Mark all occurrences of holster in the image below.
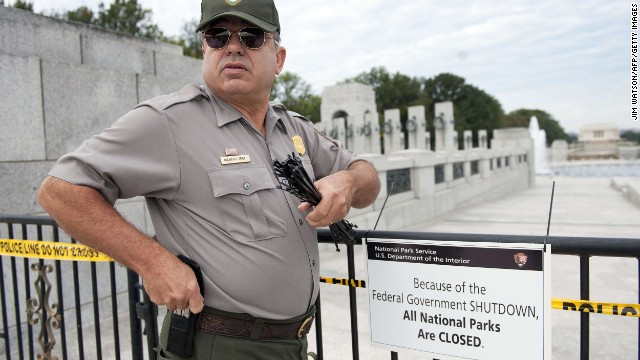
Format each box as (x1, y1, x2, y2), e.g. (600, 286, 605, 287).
(166, 312, 199, 357)
(166, 255, 204, 358)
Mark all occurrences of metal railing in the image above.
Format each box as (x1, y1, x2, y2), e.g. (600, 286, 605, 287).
(313, 228, 640, 360)
(1, 215, 639, 359)
(0, 215, 148, 360)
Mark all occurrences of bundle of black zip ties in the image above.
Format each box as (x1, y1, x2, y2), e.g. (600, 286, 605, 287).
(273, 153, 357, 252)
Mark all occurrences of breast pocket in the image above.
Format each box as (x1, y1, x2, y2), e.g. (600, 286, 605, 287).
(207, 165, 286, 241)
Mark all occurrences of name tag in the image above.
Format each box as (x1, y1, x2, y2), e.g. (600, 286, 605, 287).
(220, 155, 251, 165)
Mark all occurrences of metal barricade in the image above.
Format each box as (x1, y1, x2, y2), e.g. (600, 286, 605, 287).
(0, 215, 154, 360)
(2, 215, 639, 360)
(314, 229, 640, 360)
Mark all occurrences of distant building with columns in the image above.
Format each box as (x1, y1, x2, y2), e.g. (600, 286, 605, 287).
(571, 122, 621, 160)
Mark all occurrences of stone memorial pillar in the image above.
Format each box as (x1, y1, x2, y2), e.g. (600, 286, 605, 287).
(383, 108, 403, 153)
(321, 83, 378, 153)
(463, 130, 473, 150)
(358, 109, 381, 154)
(434, 101, 455, 152)
(478, 129, 488, 149)
(349, 110, 372, 154)
(407, 105, 428, 150)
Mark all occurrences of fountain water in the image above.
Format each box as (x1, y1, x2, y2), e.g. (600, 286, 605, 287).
(529, 116, 552, 175)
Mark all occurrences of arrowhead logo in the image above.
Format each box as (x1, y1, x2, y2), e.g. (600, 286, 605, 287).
(514, 252, 528, 268)
(225, 0, 242, 5)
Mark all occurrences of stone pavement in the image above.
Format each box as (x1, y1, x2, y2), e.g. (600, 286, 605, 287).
(312, 176, 640, 359)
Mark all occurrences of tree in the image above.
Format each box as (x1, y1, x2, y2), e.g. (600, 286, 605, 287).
(270, 71, 321, 123)
(500, 111, 528, 128)
(45, 0, 162, 39)
(349, 67, 429, 149)
(502, 109, 570, 145)
(164, 19, 203, 59)
(65, 6, 95, 24)
(423, 72, 466, 103)
(350, 66, 428, 119)
(423, 73, 504, 147)
(94, 0, 162, 39)
(350, 67, 426, 140)
(11, 0, 33, 11)
(621, 129, 640, 144)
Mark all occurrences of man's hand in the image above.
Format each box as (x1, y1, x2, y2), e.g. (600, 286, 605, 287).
(298, 160, 380, 227)
(141, 252, 204, 314)
(298, 170, 354, 227)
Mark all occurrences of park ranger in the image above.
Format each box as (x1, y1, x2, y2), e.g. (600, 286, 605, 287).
(37, 0, 381, 359)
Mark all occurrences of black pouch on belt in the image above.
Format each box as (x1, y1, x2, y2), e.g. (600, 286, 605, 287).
(166, 255, 204, 358)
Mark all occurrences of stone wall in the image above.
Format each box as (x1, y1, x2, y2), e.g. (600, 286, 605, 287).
(0, 7, 202, 235)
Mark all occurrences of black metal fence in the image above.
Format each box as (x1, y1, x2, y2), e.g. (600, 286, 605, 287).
(1, 215, 639, 360)
(0, 215, 158, 360)
(315, 229, 640, 360)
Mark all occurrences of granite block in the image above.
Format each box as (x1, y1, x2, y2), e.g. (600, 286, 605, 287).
(0, 54, 46, 161)
(41, 60, 137, 159)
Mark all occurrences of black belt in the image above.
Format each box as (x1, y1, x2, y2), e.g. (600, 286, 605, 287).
(196, 307, 315, 340)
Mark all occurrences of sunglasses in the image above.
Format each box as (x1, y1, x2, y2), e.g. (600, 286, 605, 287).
(203, 27, 276, 50)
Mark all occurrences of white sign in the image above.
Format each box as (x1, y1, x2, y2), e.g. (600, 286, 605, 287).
(365, 239, 551, 360)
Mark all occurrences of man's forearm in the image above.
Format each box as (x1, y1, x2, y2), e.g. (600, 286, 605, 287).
(347, 160, 381, 208)
(36, 176, 169, 277)
(37, 176, 204, 312)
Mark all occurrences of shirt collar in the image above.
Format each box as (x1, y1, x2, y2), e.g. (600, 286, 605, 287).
(265, 103, 285, 138)
(201, 85, 245, 127)
(201, 85, 284, 135)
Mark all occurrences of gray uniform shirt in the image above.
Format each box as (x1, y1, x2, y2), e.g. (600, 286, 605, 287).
(49, 84, 359, 319)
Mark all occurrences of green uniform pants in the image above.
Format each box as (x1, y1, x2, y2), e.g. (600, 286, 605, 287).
(157, 311, 310, 360)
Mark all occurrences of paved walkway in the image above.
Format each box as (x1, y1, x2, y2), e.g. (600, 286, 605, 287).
(313, 176, 640, 359)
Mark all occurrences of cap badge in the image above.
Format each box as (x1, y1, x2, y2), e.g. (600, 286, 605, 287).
(224, 0, 242, 6)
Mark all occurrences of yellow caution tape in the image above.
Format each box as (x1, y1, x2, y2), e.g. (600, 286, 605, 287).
(320, 276, 366, 288)
(552, 298, 640, 317)
(0, 239, 113, 262)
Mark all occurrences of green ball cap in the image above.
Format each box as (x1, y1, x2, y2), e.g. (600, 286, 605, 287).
(196, 0, 280, 33)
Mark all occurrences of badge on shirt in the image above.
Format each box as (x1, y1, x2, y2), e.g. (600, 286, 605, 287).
(292, 135, 305, 155)
(221, 148, 250, 165)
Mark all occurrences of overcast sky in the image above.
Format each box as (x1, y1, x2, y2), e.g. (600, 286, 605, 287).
(35, 1, 636, 133)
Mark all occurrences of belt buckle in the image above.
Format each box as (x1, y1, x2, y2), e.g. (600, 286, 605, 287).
(297, 315, 314, 338)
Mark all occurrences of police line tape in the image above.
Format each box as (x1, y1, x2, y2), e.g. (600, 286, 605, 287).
(0, 239, 112, 262)
(319, 276, 640, 318)
(552, 298, 640, 317)
(320, 276, 366, 288)
(2, 240, 639, 318)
